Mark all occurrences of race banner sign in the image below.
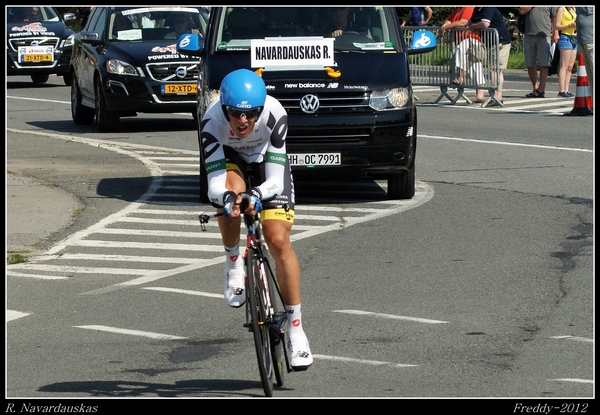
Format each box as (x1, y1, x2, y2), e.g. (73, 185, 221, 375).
(251, 37, 335, 70)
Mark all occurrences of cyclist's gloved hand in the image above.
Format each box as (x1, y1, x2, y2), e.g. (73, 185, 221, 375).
(221, 191, 238, 217)
(240, 187, 263, 213)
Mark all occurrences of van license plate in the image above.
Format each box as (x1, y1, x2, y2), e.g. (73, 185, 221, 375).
(288, 153, 341, 166)
(162, 84, 197, 94)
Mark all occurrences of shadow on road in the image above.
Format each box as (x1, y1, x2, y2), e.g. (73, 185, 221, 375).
(96, 174, 391, 207)
(37, 378, 281, 398)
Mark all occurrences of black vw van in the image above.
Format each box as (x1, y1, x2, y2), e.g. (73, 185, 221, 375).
(177, 7, 436, 201)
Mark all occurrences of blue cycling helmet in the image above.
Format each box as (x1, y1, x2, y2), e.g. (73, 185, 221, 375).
(220, 69, 267, 113)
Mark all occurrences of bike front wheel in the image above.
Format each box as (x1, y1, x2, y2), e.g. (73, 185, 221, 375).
(246, 247, 275, 397)
(263, 246, 287, 387)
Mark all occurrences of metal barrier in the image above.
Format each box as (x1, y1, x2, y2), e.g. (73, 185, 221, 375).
(402, 26, 502, 107)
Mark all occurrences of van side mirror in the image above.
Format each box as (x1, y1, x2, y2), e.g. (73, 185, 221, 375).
(176, 33, 204, 58)
(407, 30, 436, 55)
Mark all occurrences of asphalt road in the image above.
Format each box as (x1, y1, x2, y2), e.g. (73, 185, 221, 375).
(5, 71, 594, 406)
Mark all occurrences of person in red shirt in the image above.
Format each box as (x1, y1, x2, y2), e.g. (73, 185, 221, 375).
(440, 7, 485, 102)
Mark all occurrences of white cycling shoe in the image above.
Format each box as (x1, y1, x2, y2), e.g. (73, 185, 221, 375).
(288, 335, 313, 371)
(224, 263, 246, 308)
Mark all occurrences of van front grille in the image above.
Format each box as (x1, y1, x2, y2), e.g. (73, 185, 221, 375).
(274, 90, 371, 115)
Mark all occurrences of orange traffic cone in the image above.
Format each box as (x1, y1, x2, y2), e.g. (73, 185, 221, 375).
(565, 52, 593, 116)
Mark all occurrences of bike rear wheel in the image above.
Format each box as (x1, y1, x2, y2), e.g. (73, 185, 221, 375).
(246, 247, 275, 397)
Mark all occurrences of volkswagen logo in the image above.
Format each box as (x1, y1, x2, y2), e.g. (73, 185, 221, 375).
(300, 94, 319, 114)
(175, 66, 188, 79)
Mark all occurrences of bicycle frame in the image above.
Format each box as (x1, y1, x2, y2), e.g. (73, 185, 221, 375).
(241, 211, 292, 373)
(198, 204, 292, 397)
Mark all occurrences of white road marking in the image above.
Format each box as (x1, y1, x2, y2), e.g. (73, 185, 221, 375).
(6, 271, 69, 280)
(74, 325, 187, 340)
(6, 310, 31, 322)
(7, 129, 436, 293)
(421, 134, 592, 153)
(143, 286, 223, 298)
(81, 256, 226, 295)
(548, 378, 594, 384)
(334, 309, 449, 324)
(549, 335, 594, 343)
(50, 253, 211, 264)
(312, 354, 418, 368)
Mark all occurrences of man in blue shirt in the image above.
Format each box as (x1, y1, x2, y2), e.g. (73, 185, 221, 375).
(401, 7, 433, 27)
(469, 7, 512, 104)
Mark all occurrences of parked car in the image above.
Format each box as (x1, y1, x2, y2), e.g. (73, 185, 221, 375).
(177, 7, 436, 201)
(7, 6, 76, 85)
(69, 7, 210, 132)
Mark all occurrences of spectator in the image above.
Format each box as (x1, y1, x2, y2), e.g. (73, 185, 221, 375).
(440, 7, 485, 103)
(575, 7, 593, 99)
(468, 7, 512, 105)
(401, 7, 433, 27)
(164, 12, 199, 39)
(520, 7, 559, 98)
(554, 7, 578, 98)
(79, 7, 93, 29)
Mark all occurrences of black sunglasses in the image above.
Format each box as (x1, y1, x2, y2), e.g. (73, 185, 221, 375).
(225, 106, 261, 119)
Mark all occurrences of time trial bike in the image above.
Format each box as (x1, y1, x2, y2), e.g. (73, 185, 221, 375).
(199, 194, 292, 397)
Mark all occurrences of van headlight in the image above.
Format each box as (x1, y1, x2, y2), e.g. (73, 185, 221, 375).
(369, 87, 410, 110)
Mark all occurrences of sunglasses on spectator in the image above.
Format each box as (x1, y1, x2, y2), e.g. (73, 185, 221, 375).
(225, 106, 261, 119)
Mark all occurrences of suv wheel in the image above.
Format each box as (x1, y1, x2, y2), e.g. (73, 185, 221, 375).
(95, 81, 119, 132)
(31, 74, 49, 84)
(387, 166, 415, 200)
(71, 75, 95, 125)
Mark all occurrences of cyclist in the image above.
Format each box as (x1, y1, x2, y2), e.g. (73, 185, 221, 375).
(200, 69, 312, 370)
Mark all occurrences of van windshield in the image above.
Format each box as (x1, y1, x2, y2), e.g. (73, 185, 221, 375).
(215, 7, 400, 52)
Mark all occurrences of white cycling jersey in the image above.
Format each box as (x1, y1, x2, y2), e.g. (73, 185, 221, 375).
(201, 95, 289, 206)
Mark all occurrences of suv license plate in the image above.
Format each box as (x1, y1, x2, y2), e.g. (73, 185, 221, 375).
(288, 153, 341, 166)
(162, 84, 197, 94)
(23, 54, 53, 62)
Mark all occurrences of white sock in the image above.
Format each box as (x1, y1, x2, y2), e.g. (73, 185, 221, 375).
(224, 244, 241, 266)
(224, 245, 243, 287)
(286, 303, 307, 347)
